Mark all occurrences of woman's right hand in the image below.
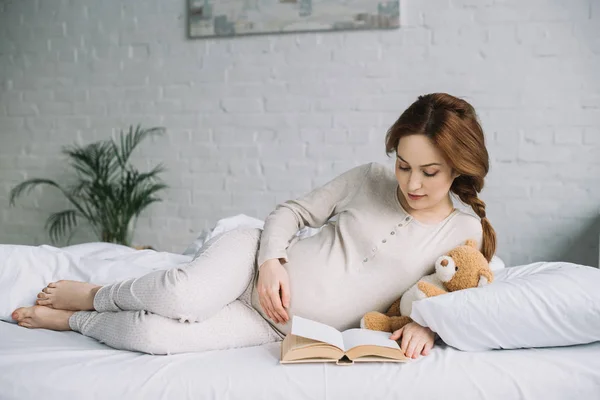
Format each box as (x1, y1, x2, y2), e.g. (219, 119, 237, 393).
(257, 258, 290, 324)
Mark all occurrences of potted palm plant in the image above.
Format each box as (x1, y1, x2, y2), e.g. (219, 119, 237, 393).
(9, 125, 168, 247)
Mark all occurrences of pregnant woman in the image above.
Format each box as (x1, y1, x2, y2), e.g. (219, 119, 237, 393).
(12, 93, 496, 360)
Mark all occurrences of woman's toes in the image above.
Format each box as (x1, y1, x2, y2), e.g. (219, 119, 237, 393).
(11, 309, 22, 320)
(48, 282, 58, 288)
(36, 299, 53, 307)
(12, 307, 32, 321)
(19, 316, 34, 328)
(42, 287, 55, 294)
(37, 292, 48, 299)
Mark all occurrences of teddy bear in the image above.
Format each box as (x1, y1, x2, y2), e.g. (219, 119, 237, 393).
(360, 239, 494, 333)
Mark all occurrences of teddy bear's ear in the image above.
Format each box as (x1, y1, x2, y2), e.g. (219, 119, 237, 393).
(478, 269, 494, 287)
(465, 239, 478, 249)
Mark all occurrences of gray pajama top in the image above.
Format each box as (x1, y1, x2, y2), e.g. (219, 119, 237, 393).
(251, 162, 483, 337)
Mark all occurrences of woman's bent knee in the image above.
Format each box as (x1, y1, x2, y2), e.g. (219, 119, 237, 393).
(118, 312, 175, 355)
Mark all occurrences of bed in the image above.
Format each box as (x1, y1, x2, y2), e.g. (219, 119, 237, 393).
(2, 319, 599, 400)
(1, 215, 600, 399)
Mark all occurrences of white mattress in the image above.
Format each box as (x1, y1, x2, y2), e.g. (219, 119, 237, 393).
(1, 320, 600, 400)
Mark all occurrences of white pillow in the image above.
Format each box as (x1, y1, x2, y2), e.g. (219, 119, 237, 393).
(488, 255, 505, 271)
(410, 261, 600, 351)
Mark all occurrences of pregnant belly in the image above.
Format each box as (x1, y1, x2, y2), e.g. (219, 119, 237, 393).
(253, 241, 409, 336)
(277, 259, 391, 335)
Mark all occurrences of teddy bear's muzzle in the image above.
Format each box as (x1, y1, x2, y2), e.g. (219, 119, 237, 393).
(435, 255, 456, 282)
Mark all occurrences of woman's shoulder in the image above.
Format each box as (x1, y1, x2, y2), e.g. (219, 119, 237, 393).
(351, 162, 397, 195)
(451, 209, 482, 229)
(357, 162, 396, 185)
(334, 162, 395, 187)
(366, 161, 394, 177)
(449, 209, 484, 247)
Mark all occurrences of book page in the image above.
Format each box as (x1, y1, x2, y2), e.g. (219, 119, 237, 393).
(341, 328, 401, 351)
(290, 316, 345, 351)
(291, 335, 323, 349)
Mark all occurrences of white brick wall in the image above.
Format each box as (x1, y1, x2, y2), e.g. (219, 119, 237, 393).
(1, 0, 599, 267)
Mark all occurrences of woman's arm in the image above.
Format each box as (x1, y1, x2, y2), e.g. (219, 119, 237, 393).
(257, 163, 371, 268)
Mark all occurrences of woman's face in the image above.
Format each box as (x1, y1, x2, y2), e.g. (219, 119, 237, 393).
(395, 134, 457, 213)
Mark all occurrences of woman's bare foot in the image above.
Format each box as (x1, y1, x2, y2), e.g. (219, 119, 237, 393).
(36, 280, 101, 311)
(11, 305, 75, 331)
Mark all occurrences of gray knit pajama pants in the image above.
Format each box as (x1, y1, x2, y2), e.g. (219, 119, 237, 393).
(68, 228, 282, 355)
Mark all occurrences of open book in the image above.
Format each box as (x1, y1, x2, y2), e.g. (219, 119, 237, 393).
(280, 316, 409, 365)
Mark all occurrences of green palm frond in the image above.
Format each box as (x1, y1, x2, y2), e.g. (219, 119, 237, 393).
(112, 125, 165, 168)
(9, 179, 61, 206)
(130, 183, 167, 217)
(46, 210, 78, 244)
(63, 141, 119, 183)
(10, 124, 168, 246)
(136, 163, 166, 182)
(68, 180, 91, 198)
(9, 178, 92, 221)
(120, 168, 167, 220)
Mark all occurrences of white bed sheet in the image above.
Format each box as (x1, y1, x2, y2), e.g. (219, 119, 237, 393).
(1, 320, 599, 400)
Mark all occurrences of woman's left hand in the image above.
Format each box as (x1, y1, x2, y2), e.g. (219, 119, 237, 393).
(390, 322, 436, 359)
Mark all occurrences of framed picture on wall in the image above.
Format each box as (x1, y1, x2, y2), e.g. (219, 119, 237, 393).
(188, 0, 400, 38)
